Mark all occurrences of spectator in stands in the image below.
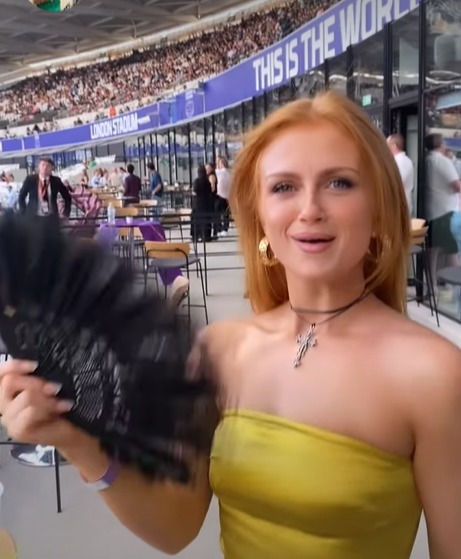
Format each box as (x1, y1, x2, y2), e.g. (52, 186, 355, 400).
(0, 0, 335, 127)
(18, 156, 72, 217)
(123, 164, 141, 205)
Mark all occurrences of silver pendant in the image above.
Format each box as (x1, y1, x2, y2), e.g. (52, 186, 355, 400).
(293, 323, 317, 368)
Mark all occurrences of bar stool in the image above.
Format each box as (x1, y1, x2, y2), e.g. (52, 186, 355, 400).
(407, 221, 440, 327)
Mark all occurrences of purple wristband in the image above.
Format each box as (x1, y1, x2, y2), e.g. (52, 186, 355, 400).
(85, 461, 119, 492)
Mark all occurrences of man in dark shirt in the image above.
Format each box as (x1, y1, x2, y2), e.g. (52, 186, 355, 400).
(18, 156, 72, 218)
(123, 164, 141, 206)
(147, 163, 164, 200)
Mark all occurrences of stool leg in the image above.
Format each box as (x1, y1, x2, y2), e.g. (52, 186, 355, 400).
(422, 248, 440, 327)
(54, 448, 62, 513)
(410, 253, 420, 307)
(198, 261, 209, 325)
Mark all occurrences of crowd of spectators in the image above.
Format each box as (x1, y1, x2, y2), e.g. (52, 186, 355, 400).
(0, 0, 335, 130)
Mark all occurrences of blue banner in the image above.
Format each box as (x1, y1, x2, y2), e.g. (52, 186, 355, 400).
(1, 0, 420, 156)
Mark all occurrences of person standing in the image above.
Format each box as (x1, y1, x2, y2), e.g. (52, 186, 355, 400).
(18, 156, 71, 218)
(386, 134, 414, 215)
(123, 164, 141, 206)
(206, 162, 219, 239)
(148, 163, 164, 216)
(147, 163, 164, 202)
(216, 157, 232, 236)
(425, 133, 461, 283)
(191, 165, 213, 242)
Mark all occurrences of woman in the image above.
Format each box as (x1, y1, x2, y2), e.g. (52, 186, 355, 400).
(191, 164, 213, 242)
(1, 92, 461, 558)
(206, 162, 220, 239)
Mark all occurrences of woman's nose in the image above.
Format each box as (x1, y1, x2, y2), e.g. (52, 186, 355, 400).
(297, 189, 325, 222)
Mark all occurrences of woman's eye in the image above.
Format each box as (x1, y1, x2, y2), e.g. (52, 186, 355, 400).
(272, 182, 294, 193)
(329, 178, 354, 190)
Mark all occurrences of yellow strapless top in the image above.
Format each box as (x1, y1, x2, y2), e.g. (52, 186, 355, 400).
(209, 410, 421, 559)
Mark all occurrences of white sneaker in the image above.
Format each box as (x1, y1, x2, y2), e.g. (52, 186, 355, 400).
(169, 276, 189, 306)
(220, 231, 228, 237)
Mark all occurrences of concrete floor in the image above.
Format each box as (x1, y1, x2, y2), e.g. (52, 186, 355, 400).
(0, 234, 455, 559)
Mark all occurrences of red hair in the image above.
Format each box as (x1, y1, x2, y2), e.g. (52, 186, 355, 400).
(229, 91, 410, 314)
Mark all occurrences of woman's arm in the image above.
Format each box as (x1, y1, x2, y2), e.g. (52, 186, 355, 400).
(0, 347, 215, 554)
(210, 175, 217, 193)
(411, 341, 461, 558)
(61, 432, 212, 554)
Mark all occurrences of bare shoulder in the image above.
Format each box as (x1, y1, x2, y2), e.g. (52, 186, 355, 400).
(198, 316, 257, 364)
(376, 307, 461, 414)
(391, 311, 461, 372)
(198, 310, 280, 373)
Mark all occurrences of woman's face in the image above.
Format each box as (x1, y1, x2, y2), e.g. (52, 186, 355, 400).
(258, 122, 374, 284)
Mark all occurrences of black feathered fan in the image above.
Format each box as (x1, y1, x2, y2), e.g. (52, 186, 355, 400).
(0, 212, 219, 483)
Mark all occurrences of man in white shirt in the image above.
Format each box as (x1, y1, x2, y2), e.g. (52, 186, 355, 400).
(216, 157, 232, 236)
(387, 134, 415, 215)
(425, 133, 461, 281)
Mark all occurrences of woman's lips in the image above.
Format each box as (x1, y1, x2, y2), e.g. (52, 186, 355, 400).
(292, 237, 335, 254)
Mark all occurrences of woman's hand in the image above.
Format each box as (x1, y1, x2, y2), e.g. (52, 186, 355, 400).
(0, 359, 76, 448)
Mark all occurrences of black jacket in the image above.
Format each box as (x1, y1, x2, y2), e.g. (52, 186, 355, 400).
(193, 177, 213, 212)
(19, 174, 72, 218)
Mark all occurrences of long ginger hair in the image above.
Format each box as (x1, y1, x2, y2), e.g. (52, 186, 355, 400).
(229, 91, 410, 314)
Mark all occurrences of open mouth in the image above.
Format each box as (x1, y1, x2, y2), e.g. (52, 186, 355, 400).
(294, 236, 335, 244)
(292, 235, 335, 252)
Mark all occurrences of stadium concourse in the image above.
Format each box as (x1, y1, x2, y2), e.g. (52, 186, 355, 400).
(0, 0, 460, 558)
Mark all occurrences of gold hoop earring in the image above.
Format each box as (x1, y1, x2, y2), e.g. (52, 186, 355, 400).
(259, 237, 278, 267)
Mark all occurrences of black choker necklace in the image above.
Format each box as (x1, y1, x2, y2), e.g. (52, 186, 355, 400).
(289, 289, 367, 315)
(289, 289, 368, 368)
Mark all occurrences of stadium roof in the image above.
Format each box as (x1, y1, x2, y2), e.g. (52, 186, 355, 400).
(0, 0, 266, 82)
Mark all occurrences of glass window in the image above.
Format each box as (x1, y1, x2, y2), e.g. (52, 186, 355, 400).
(190, 119, 205, 179)
(266, 89, 279, 114)
(424, 86, 461, 320)
(156, 131, 170, 186)
(368, 111, 384, 131)
(426, 0, 461, 87)
(292, 65, 325, 99)
(214, 112, 226, 161)
(254, 94, 265, 125)
(168, 129, 177, 184)
(392, 8, 420, 96)
(328, 51, 349, 95)
(175, 126, 189, 185)
(224, 105, 243, 165)
(243, 100, 254, 132)
(352, 31, 384, 106)
(204, 117, 214, 164)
